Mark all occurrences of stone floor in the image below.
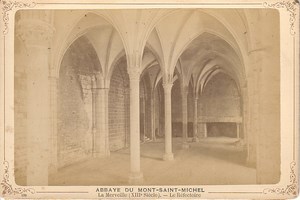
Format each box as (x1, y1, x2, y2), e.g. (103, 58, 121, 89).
(49, 137, 256, 186)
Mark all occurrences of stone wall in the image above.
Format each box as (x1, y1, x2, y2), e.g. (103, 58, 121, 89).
(108, 60, 129, 151)
(58, 63, 92, 167)
(200, 73, 241, 118)
(14, 38, 28, 184)
(57, 36, 99, 167)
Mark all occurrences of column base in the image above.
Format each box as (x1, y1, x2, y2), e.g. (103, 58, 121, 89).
(129, 172, 143, 185)
(182, 142, 190, 149)
(192, 137, 199, 142)
(163, 153, 174, 161)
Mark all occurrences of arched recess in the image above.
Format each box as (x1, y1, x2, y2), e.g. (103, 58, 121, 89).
(139, 46, 164, 142)
(58, 35, 101, 168)
(108, 55, 130, 151)
(151, 66, 165, 140)
(199, 72, 242, 139)
(52, 11, 124, 80)
(180, 32, 246, 91)
(56, 11, 127, 165)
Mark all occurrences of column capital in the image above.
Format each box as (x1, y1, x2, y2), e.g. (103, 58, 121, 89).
(162, 82, 173, 92)
(95, 73, 110, 89)
(127, 67, 140, 81)
(181, 86, 189, 96)
(16, 19, 55, 47)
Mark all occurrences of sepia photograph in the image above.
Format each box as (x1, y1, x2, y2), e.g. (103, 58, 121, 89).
(0, 0, 299, 199)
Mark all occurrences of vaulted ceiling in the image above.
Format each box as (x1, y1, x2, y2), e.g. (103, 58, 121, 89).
(52, 9, 252, 94)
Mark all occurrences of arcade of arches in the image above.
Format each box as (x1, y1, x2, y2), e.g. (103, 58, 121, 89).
(14, 9, 280, 185)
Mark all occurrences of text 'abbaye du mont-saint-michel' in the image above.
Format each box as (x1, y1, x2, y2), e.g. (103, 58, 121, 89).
(96, 187, 205, 198)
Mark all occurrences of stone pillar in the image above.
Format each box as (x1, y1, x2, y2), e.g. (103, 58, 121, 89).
(203, 123, 207, 138)
(241, 86, 248, 143)
(246, 59, 257, 167)
(246, 67, 257, 167)
(182, 87, 190, 149)
(17, 16, 54, 185)
(128, 68, 143, 184)
(94, 74, 110, 157)
(247, 10, 280, 183)
(91, 76, 97, 157)
(49, 76, 58, 175)
(192, 97, 199, 142)
(162, 82, 174, 160)
(198, 100, 207, 138)
(236, 123, 240, 139)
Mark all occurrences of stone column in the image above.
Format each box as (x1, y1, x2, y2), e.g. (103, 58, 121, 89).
(192, 97, 199, 142)
(198, 100, 207, 138)
(246, 68, 257, 167)
(17, 16, 54, 185)
(247, 10, 280, 183)
(181, 88, 190, 149)
(49, 76, 58, 175)
(91, 76, 97, 157)
(241, 86, 248, 143)
(203, 123, 208, 138)
(162, 82, 174, 160)
(236, 123, 240, 139)
(94, 74, 110, 157)
(128, 68, 143, 184)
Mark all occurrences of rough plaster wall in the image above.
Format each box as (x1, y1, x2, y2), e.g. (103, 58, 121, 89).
(58, 64, 91, 167)
(108, 62, 129, 151)
(201, 73, 240, 117)
(14, 38, 28, 183)
(58, 37, 97, 168)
